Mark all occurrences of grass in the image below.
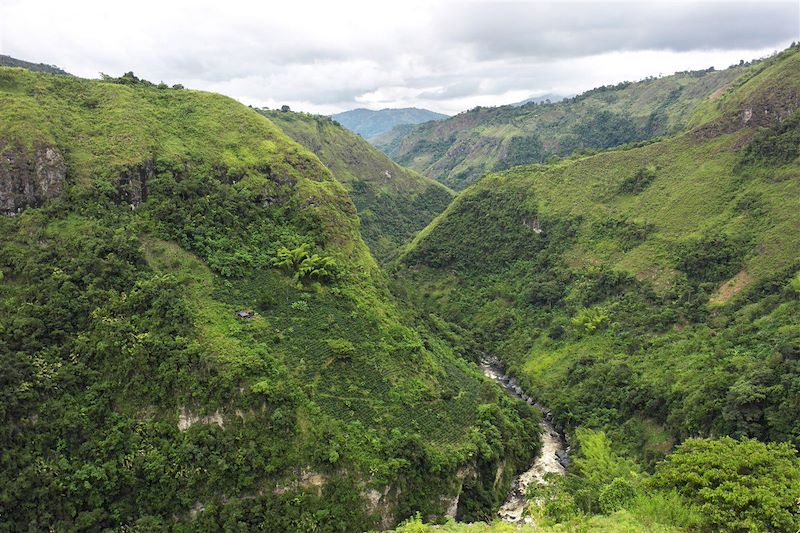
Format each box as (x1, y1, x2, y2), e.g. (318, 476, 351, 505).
(0, 68, 541, 530)
(262, 110, 454, 261)
(393, 46, 800, 529)
(380, 57, 755, 190)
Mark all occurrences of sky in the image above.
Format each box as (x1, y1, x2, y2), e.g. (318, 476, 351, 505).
(0, 0, 797, 115)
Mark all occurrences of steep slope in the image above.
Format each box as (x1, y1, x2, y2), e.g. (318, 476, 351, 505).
(259, 110, 454, 261)
(394, 46, 800, 529)
(331, 107, 448, 140)
(0, 68, 539, 531)
(0, 54, 71, 76)
(380, 61, 753, 190)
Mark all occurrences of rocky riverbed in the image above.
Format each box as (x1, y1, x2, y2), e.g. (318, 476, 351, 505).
(479, 356, 569, 524)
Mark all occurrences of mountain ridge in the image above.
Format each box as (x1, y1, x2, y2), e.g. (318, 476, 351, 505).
(378, 58, 765, 190)
(331, 107, 448, 140)
(260, 109, 454, 262)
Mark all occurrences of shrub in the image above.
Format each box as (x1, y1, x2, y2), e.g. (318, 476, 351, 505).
(572, 307, 610, 333)
(598, 477, 637, 513)
(675, 232, 748, 283)
(618, 166, 656, 194)
(651, 437, 800, 532)
(273, 243, 337, 283)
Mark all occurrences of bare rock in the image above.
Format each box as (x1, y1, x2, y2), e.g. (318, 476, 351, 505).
(0, 140, 66, 215)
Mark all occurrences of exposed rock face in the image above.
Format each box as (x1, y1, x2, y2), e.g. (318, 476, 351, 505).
(177, 406, 225, 431)
(115, 159, 154, 207)
(364, 486, 394, 530)
(0, 141, 66, 215)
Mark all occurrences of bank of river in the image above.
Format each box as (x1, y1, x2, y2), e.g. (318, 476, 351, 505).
(479, 356, 569, 524)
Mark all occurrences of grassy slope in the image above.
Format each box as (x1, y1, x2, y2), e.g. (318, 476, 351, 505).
(380, 62, 751, 190)
(0, 69, 538, 531)
(395, 44, 800, 501)
(260, 110, 454, 262)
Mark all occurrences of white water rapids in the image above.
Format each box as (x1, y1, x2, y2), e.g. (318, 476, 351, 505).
(479, 356, 568, 524)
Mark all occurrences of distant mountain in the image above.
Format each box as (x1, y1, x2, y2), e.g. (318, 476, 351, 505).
(377, 62, 755, 190)
(330, 107, 448, 140)
(0, 54, 71, 76)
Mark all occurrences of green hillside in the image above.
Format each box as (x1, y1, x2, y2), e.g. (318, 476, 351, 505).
(259, 110, 454, 262)
(394, 46, 800, 530)
(0, 54, 71, 76)
(0, 68, 539, 531)
(379, 61, 754, 190)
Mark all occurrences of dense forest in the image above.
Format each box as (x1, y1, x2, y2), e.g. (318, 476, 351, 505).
(1, 41, 799, 533)
(392, 46, 800, 531)
(0, 68, 539, 531)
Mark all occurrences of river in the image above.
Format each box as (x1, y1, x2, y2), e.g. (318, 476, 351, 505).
(479, 356, 569, 524)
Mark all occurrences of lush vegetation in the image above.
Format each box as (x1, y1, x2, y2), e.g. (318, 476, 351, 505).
(377, 60, 756, 190)
(0, 67, 540, 531)
(3, 42, 800, 533)
(394, 47, 800, 530)
(261, 110, 454, 262)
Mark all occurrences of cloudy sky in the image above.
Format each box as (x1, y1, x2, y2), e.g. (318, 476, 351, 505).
(0, 0, 797, 115)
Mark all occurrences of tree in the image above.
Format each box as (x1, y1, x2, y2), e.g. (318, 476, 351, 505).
(652, 437, 800, 532)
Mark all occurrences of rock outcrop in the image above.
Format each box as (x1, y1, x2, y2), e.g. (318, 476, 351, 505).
(0, 141, 66, 215)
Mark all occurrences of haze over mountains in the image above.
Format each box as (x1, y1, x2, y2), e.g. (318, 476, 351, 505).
(1, 1, 800, 531)
(330, 107, 448, 141)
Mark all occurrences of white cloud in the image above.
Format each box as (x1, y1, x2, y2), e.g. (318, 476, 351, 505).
(0, 0, 796, 114)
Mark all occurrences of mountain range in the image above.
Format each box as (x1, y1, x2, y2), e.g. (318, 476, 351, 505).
(330, 107, 448, 141)
(376, 62, 755, 190)
(1, 45, 800, 532)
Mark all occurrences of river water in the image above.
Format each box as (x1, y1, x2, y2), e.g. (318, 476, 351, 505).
(479, 356, 568, 524)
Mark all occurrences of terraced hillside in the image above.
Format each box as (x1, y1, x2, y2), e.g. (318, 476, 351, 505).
(0, 68, 539, 531)
(394, 46, 800, 532)
(260, 110, 454, 261)
(379, 60, 754, 190)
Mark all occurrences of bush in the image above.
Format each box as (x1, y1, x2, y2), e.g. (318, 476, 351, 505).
(618, 166, 656, 194)
(571, 306, 610, 333)
(567, 429, 643, 513)
(676, 232, 748, 283)
(651, 437, 800, 532)
(598, 477, 637, 513)
(273, 243, 337, 283)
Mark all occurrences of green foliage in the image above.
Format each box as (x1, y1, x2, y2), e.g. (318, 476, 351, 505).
(598, 478, 637, 514)
(273, 243, 338, 282)
(382, 60, 752, 189)
(789, 272, 800, 294)
(571, 110, 640, 151)
(740, 109, 800, 167)
(652, 437, 800, 532)
(675, 232, 748, 283)
(617, 166, 657, 194)
(395, 46, 800, 533)
(567, 429, 643, 514)
(261, 110, 453, 262)
(0, 67, 539, 531)
(495, 134, 545, 171)
(571, 306, 610, 333)
(626, 490, 702, 530)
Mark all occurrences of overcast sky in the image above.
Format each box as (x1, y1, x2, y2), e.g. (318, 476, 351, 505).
(0, 0, 797, 115)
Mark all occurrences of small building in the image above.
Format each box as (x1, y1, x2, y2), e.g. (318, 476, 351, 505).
(235, 310, 254, 319)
